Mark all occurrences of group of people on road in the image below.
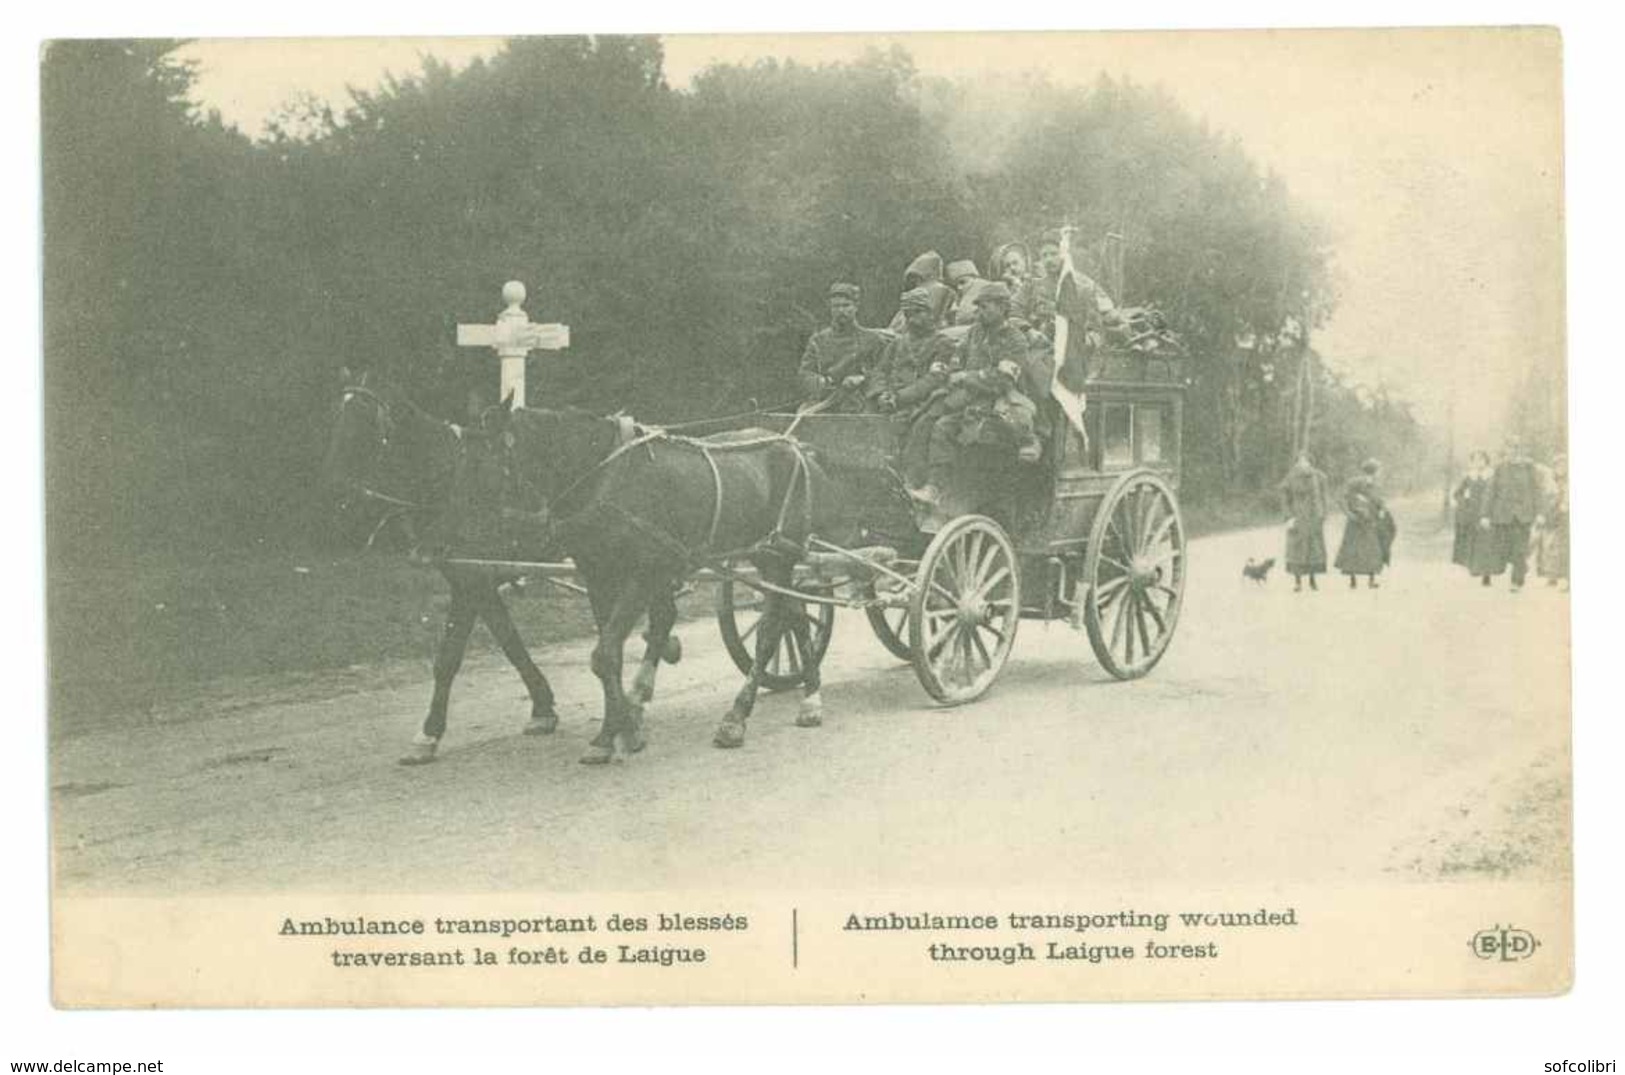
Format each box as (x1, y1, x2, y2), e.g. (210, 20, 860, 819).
(1451, 441, 1568, 592)
(796, 232, 1106, 504)
(1277, 453, 1396, 592)
(1274, 438, 1569, 595)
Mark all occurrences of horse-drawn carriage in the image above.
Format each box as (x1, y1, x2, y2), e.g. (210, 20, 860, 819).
(711, 345, 1189, 705)
(327, 300, 1190, 763)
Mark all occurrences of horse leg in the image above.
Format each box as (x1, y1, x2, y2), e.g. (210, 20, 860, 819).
(629, 582, 681, 708)
(714, 563, 791, 749)
(581, 572, 653, 765)
(474, 581, 560, 736)
(401, 578, 479, 765)
(785, 599, 825, 729)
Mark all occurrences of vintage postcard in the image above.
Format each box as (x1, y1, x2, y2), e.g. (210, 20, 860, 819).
(43, 27, 1569, 1007)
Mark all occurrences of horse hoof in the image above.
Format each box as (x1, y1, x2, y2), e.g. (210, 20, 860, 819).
(398, 741, 438, 766)
(662, 636, 683, 665)
(523, 711, 559, 736)
(796, 692, 824, 728)
(579, 744, 614, 765)
(713, 720, 746, 749)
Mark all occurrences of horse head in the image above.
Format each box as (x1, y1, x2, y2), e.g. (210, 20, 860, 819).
(323, 369, 469, 555)
(324, 369, 405, 496)
(427, 396, 626, 562)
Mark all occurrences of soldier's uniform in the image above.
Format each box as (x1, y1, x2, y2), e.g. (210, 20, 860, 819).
(873, 288, 957, 412)
(797, 282, 888, 413)
(909, 283, 1043, 500)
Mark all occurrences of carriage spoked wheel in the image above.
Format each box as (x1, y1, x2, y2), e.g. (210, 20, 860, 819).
(716, 578, 835, 691)
(864, 587, 913, 662)
(1082, 470, 1187, 680)
(907, 515, 1020, 704)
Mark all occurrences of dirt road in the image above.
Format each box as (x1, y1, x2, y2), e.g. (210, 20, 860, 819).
(51, 501, 1570, 895)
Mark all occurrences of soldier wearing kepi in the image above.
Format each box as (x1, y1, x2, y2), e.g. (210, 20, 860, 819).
(912, 281, 1043, 505)
(798, 281, 888, 413)
(875, 287, 959, 486)
(873, 287, 957, 415)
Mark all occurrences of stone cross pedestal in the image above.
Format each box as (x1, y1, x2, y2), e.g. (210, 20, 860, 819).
(456, 281, 570, 408)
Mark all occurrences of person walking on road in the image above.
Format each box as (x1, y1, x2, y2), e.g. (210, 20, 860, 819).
(1480, 437, 1543, 593)
(1335, 458, 1389, 589)
(1279, 451, 1329, 591)
(1452, 449, 1504, 587)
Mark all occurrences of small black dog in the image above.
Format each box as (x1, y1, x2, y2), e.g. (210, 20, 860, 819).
(1242, 557, 1276, 584)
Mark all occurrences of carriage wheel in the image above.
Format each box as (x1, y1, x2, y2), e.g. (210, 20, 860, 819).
(864, 601, 913, 661)
(907, 515, 1020, 704)
(1082, 470, 1186, 680)
(716, 578, 835, 691)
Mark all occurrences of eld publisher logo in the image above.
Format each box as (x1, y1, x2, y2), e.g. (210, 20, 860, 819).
(1470, 923, 1541, 962)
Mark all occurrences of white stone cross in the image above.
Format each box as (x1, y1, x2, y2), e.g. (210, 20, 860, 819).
(456, 280, 570, 408)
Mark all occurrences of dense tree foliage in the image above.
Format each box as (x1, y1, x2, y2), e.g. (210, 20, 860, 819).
(42, 36, 1428, 561)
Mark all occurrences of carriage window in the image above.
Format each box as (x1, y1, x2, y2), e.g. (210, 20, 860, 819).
(1137, 406, 1164, 464)
(1101, 404, 1133, 468)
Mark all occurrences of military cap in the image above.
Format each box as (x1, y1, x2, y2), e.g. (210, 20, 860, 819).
(897, 287, 935, 312)
(1038, 229, 1064, 249)
(828, 282, 861, 301)
(945, 260, 980, 285)
(973, 281, 1013, 305)
(1361, 457, 1382, 475)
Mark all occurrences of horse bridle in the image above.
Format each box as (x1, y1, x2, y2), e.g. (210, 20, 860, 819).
(336, 384, 451, 512)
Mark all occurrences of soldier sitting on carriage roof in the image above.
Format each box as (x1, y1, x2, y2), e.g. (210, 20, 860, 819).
(885, 251, 956, 333)
(798, 281, 888, 413)
(909, 282, 1044, 507)
(1012, 230, 1065, 339)
(945, 259, 996, 326)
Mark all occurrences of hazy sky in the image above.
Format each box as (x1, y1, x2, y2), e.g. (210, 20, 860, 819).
(179, 30, 1564, 447)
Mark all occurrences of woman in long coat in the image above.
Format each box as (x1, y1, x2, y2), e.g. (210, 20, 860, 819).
(1335, 458, 1389, 588)
(1452, 450, 1504, 585)
(1279, 452, 1329, 591)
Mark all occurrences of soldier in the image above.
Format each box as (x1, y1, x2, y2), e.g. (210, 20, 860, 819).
(875, 288, 958, 486)
(873, 287, 956, 415)
(993, 241, 1032, 290)
(797, 282, 888, 413)
(946, 259, 994, 326)
(1013, 231, 1066, 338)
(885, 251, 956, 332)
(911, 282, 1043, 505)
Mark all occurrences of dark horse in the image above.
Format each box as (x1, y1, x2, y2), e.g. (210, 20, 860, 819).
(445, 400, 853, 763)
(322, 374, 589, 764)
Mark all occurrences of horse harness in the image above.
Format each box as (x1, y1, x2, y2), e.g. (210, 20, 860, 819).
(502, 417, 819, 568)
